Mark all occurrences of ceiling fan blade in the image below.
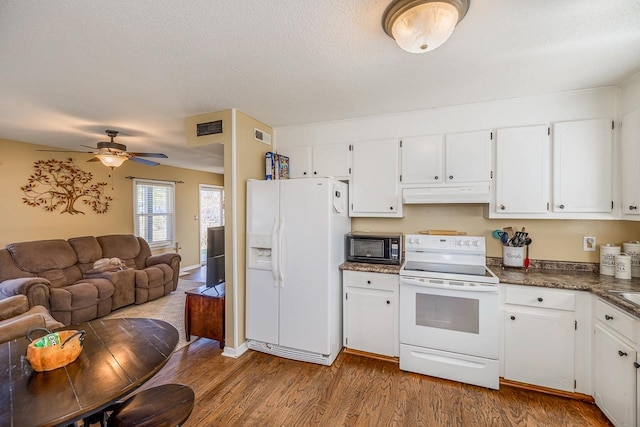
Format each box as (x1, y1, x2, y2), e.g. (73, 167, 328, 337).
(87, 157, 100, 162)
(36, 149, 93, 153)
(127, 152, 168, 158)
(80, 144, 99, 150)
(129, 156, 160, 166)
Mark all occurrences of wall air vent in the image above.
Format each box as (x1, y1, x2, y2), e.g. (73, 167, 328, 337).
(197, 120, 223, 137)
(254, 128, 272, 145)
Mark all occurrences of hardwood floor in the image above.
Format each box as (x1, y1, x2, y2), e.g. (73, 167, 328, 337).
(142, 339, 613, 426)
(181, 265, 207, 283)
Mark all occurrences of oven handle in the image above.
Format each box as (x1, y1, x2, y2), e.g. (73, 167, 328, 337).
(400, 277, 499, 293)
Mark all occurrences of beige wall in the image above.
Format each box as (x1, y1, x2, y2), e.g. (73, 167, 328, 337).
(0, 139, 223, 267)
(353, 205, 639, 263)
(224, 110, 272, 349)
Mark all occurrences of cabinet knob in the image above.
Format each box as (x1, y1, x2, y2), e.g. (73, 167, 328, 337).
(499, 204, 506, 210)
(605, 314, 614, 320)
(303, 171, 307, 175)
(390, 206, 394, 210)
(635, 362, 640, 369)
(386, 300, 390, 305)
(313, 171, 317, 175)
(510, 315, 516, 320)
(618, 350, 628, 357)
(449, 175, 454, 180)
(630, 205, 638, 211)
(367, 280, 371, 284)
(559, 204, 565, 209)
(434, 176, 439, 180)
(537, 297, 543, 302)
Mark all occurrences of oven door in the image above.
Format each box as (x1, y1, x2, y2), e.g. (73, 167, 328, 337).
(399, 276, 499, 359)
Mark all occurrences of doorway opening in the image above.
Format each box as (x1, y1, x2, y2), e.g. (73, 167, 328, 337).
(199, 184, 224, 265)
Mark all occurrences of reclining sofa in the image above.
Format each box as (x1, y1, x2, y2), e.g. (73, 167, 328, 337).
(0, 235, 181, 326)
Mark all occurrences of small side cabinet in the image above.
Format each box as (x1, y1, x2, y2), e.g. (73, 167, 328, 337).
(343, 270, 398, 357)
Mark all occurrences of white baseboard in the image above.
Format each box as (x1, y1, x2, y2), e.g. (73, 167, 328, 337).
(179, 264, 201, 276)
(222, 341, 249, 359)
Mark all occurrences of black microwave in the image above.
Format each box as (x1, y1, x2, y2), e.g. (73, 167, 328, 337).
(345, 232, 402, 265)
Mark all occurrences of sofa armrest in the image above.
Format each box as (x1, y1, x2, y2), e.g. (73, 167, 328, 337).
(0, 277, 51, 308)
(0, 314, 48, 343)
(0, 295, 29, 321)
(146, 253, 181, 268)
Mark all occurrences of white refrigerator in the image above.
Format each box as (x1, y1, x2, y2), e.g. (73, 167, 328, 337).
(246, 178, 350, 365)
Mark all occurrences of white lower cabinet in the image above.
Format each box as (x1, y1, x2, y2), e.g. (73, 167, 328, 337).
(504, 310, 575, 391)
(343, 270, 399, 357)
(593, 298, 639, 427)
(501, 284, 591, 394)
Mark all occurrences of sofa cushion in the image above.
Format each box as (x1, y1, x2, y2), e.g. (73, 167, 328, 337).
(7, 240, 78, 272)
(98, 235, 146, 269)
(0, 249, 35, 282)
(68, 236, 104, 273)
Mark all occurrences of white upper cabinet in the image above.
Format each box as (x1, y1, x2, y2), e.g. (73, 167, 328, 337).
(350, 138, 402, 217)
(621, 109, 640, 217)
(445, 130, 493, 183)
(278, 143, 350, 180)
(401, 134, 444, 184)
(311, 143, 350, 179)
(278, 146, 311, 178)
(552, 118, 613, 213)
(495, 125, 550, 214)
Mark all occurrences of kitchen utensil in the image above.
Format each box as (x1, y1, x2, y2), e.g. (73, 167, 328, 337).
(501, 232, 509, 245)
(503, 227, 514, 240)
(492, 230, 504, 239)
(524, 238, 531, 269)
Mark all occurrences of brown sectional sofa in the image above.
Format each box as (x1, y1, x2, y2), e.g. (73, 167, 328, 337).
(0, 235, 181, 326)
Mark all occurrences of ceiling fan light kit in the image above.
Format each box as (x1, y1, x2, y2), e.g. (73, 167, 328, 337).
(383, 0, 470, 53)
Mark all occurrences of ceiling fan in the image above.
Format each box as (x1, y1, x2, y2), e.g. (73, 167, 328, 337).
(38, 130, 168, 168)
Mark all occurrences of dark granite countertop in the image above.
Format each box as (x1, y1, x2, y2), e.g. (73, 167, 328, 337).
(340, 260, 640, 319)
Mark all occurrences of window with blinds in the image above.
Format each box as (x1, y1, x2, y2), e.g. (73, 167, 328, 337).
(133, 179, 175, 248)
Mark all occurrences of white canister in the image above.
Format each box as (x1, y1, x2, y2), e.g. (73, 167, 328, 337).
(615, 253, 632, 280)
(622, 241, 640, 278)
(600, 244, 620, 276)
(503, 246, 525, 267)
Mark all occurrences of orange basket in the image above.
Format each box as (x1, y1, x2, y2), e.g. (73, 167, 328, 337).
(25, 328, 86, 372)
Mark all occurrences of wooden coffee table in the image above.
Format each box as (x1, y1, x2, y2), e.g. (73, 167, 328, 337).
(185, 283, 225, 348)
(0, 317, 178, 427)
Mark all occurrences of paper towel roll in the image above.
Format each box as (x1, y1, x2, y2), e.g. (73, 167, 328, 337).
(615, 253, 632, 280)
(600, 244, 620, 276)
(623, 241, 640, 278)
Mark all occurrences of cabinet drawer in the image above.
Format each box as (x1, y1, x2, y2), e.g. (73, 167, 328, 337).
(343, 271, 398, 292)
(595, 298, 637, 344)
(504, 286, 575, 312)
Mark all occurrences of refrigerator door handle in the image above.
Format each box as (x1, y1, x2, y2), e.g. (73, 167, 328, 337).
(278, 217, 285, 288)
(271, 218, 279, 286)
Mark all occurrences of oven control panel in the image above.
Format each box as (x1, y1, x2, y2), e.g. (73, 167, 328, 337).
(405, 234, 486, 254)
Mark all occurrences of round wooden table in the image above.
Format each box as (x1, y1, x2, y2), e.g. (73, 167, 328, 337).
(0, 317, 179, 427)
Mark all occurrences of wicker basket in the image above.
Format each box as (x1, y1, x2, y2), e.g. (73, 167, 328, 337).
(26, 328, 86, 372)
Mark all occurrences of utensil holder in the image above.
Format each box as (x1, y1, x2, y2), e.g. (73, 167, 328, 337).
(503, 246, 525, 268)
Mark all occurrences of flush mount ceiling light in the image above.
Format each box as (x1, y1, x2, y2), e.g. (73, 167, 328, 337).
(382, 0, 470, 54)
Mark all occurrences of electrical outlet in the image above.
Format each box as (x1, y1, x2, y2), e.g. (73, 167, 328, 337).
(583, 236, 596, 251)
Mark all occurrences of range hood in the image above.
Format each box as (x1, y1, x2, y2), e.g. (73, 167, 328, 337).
(402, 184, 491, 204)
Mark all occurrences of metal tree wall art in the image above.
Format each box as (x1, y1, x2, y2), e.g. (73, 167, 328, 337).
(21, 158, 112, 214)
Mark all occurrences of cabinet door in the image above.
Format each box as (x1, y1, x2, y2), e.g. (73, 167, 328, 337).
(349, 139, 402, 217)
(504, 310, 574, 391)
(495, 125, 550, 214)
(552, 119, 613, 213)
(312, 143, 350, 179)
(445, 130, 492, 183)
(344, 288, 396, 357)
(621, 109, 640, 216)
(594, 324, 636, 427)
(278, 146, 311, 178)
(401, 134, 444, 184)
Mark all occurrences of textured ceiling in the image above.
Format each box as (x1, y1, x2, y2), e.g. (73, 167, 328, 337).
(1, 0, 639, 173)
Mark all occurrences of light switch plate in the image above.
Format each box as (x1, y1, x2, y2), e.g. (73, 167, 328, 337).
(583, 236, 596, 251)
